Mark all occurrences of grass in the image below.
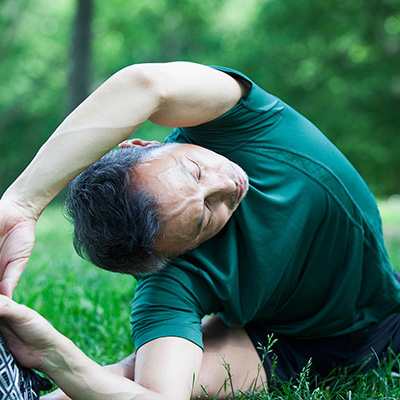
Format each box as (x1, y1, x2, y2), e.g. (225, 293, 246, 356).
(12, 197, 400, 399)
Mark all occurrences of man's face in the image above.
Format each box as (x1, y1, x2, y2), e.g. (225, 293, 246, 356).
(134, 143, 249, 255)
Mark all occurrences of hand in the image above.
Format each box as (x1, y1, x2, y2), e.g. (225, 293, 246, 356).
(0, 295, 58, 371)
(118, 138, 161, 148)
(0, 200, 37, 297)
(0, 296, 155, 400)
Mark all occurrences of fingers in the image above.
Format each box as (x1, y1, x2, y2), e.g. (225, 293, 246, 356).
(0, 262, 27, 298)
(0, 278, 17, 298)
(0, 295, 53, 344)
(0, 211, 34, 298)
(0, 295, 29, 326)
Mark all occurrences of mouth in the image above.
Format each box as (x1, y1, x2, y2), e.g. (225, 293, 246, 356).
(234, 173, 248, 208)
(228, 163, 249, 209)
(236, 177, 244, 200)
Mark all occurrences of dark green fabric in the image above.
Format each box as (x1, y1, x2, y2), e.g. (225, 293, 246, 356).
(131, 67, 400, 351)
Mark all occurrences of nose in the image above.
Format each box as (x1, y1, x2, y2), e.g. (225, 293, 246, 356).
(203, 174, 236, 204)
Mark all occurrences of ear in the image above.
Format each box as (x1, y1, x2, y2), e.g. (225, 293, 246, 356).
(118, 138, 161, 148)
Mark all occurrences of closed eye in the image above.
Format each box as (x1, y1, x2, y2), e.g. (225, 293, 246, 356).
(189, 159, 202, 181)
(203, 201, 212, 229)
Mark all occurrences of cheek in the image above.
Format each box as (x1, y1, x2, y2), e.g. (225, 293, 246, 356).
(209, 208, 233, 236)
(200, 150, 227, 169)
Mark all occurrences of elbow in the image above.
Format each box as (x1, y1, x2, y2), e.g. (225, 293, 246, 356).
(117, 64, 167, 105)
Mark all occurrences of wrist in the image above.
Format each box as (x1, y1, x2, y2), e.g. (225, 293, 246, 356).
(1, 184, 46, 221)
(40, 335, 82, 377)
(39, 336, 152, 400)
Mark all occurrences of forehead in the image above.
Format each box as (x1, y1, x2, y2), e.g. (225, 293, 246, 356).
(134, 145, 193, 192)
(135, 142, 216, 181)
(136, 143, 181, 174)
(134, 144, 205, 252)
(139, 142, 207, 163)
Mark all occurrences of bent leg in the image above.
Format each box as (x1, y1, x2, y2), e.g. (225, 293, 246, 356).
(193, 315, 268, 399)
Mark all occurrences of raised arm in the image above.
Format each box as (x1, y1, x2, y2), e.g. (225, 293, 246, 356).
(0, 62, 245, 296)
(3, 62, 244, 217)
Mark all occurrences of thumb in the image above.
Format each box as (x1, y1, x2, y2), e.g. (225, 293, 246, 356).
(0, 278, 17, 299)
(0, 263, 26, 299)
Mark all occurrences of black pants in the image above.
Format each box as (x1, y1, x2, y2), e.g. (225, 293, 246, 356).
(246, 312, 400, 387)
(246, 271, 400, 387)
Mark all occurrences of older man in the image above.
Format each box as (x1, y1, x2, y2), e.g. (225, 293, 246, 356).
(0, 62, 399, 399)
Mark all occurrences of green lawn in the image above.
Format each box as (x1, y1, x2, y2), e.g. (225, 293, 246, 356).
(379, 195, 400, 266)
(12, 198, 400, 399)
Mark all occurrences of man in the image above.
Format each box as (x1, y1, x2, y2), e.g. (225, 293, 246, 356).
(0, 62, 399, 399)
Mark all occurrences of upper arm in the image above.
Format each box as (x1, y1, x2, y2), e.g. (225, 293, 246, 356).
(129, 62, 247, 128)
(134, 337, 203, 400)
(130, 267, 217, 399)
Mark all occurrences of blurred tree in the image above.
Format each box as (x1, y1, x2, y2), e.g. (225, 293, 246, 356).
(0, 0, 73, 193)
(216, 0, 400, 194)
(1, 0, 399, 196)
(68, 0, 93, 113)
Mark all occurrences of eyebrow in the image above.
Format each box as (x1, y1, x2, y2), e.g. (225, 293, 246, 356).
(179, 161, 205, 235)
(179, 161, 197, 183)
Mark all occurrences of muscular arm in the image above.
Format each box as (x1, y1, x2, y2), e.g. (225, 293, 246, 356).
(3, 62, 244, 217)
(0, 62, 245, 296)
(43, 354, 136, 399)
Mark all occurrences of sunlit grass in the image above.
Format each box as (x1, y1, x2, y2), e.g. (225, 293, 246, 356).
(380, 195, 400, 268)
(12, 198, 400, 398)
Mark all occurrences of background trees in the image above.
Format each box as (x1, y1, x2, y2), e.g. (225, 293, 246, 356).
(1, 0, 399, 195)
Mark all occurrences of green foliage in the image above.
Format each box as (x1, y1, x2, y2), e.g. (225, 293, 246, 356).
(0, 0, 73, 190)
(380, 194, 400, 264)
(1, 0, 400, 195)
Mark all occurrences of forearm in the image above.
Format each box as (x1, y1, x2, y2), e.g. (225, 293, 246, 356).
(105, 353, 136, 379)
(2, 61, 243, 219)
(43, 353, 136, 400)
(0, 295, 203, 400)
(43, 337, 156, 400)
(2, 65, 161, 218)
